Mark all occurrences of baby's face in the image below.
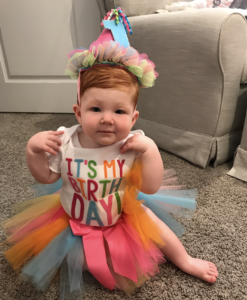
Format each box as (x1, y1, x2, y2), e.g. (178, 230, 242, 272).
(74, 87, 139, 147)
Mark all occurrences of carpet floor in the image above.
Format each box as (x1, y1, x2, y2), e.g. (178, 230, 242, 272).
(0, 113, 246, 300)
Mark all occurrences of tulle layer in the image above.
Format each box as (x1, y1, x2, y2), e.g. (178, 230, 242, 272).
(2, 194, 62, 244)
(2, 195, 165, 297)
(2, 163, 197, 298)
(65, 40, 158, 88)
(4, 205, 70, 270)
(124, 162, 197, 238)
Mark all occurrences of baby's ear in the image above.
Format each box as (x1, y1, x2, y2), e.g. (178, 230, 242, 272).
(73, 104, 81, 123)
(132, 110, 139, 127)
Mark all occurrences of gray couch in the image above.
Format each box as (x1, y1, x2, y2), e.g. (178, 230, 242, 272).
(228, 109, 247, 181)
(97, 0, 247, 168)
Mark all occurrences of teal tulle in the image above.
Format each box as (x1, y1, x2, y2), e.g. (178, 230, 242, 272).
(31, 177, 63, 196)
(139, 189, 197, 237)
(60, 237, 84, 300)
(21, 227, 83, 297)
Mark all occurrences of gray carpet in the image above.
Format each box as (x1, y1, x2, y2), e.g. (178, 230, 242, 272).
(0, 113, 246, 300)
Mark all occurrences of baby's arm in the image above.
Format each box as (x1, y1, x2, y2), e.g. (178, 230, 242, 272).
(26, 131, 64, 184)
(120, 135, 164, 194)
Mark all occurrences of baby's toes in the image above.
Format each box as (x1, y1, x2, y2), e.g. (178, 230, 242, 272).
(208, 263, 218, 276)
(205, 274, 217, 284)
(209, 262, 218, 276)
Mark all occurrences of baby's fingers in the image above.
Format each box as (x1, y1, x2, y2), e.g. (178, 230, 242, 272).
(120, 140, 133, 153)
(46, 141, 60, 153)
(48, 135, 63, 146)
(48, 131, 64, 145)
(44, 146, 57, 155)
(50, 131, 64, 135)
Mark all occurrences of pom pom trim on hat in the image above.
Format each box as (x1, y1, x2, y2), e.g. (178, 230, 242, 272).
(65, 40, 159, 88)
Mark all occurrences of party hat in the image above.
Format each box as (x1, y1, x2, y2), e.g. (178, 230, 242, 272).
(65, 7, 158, 94)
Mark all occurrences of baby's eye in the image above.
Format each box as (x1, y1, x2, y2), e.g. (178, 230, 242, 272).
(91, 107, 101, 112)
(115, 110, 125, 114)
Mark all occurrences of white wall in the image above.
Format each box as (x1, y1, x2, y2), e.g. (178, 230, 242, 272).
(0, 0, 101, 112)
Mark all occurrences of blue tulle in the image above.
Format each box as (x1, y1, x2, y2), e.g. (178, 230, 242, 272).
(21, 228, 80, 291)
(138, 189, 197, 237)
(31, 177, 63, 196)
(60, 238, 84, 300)
(139, 190, 197, 209)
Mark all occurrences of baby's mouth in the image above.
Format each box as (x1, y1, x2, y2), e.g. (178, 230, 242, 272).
(98, 131, 114, 133)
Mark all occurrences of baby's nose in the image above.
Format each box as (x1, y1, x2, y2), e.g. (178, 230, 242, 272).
(101, 113, 114, 124)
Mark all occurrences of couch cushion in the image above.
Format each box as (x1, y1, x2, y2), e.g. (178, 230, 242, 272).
(241, 50, 247, 83)
(104, 0, 191, 16)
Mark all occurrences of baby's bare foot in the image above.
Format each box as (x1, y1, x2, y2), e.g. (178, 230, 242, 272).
(179, 256, 218, 283)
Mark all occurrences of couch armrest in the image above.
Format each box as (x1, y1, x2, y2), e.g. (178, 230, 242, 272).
(129, 9, 247, 137)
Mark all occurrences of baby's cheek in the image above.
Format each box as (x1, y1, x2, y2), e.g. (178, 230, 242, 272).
(83, 115, 98, 134)
(116, 116, 132, 132)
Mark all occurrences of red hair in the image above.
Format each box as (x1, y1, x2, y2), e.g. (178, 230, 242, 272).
(79, 65, 140, 107)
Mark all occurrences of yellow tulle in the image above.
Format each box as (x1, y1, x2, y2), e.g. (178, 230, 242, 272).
(123, 162, 166, 249)
(2, 194, 60, 229)
(2, 194, 61, 243)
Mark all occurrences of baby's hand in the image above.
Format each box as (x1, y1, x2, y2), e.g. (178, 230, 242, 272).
(120, 134, 155, 154)
(28, 131, 64, 155)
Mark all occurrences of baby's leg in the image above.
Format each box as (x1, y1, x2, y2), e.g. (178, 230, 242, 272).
(143, 206, 218, 283)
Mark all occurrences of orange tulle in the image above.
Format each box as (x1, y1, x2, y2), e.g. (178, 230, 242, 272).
(5, 213, 70, 270)
(123, 161, 166, 249)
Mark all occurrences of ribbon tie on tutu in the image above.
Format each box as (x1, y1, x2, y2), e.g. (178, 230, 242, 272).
(69, 218, 138, 290)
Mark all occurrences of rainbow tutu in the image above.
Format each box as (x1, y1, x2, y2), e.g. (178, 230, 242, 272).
(2, 164, 197, 299)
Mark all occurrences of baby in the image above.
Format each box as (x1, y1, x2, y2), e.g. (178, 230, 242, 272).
(3, 8, 218, 296)
(27, 65, 218, 284)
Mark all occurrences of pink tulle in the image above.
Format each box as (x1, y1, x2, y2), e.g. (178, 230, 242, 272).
(121, 216, 165, 277)
(69, 214, 165, 290)
(7, 207, 59, 243)
(140, 53, 148, 60)
(4, 202, 65, 244)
